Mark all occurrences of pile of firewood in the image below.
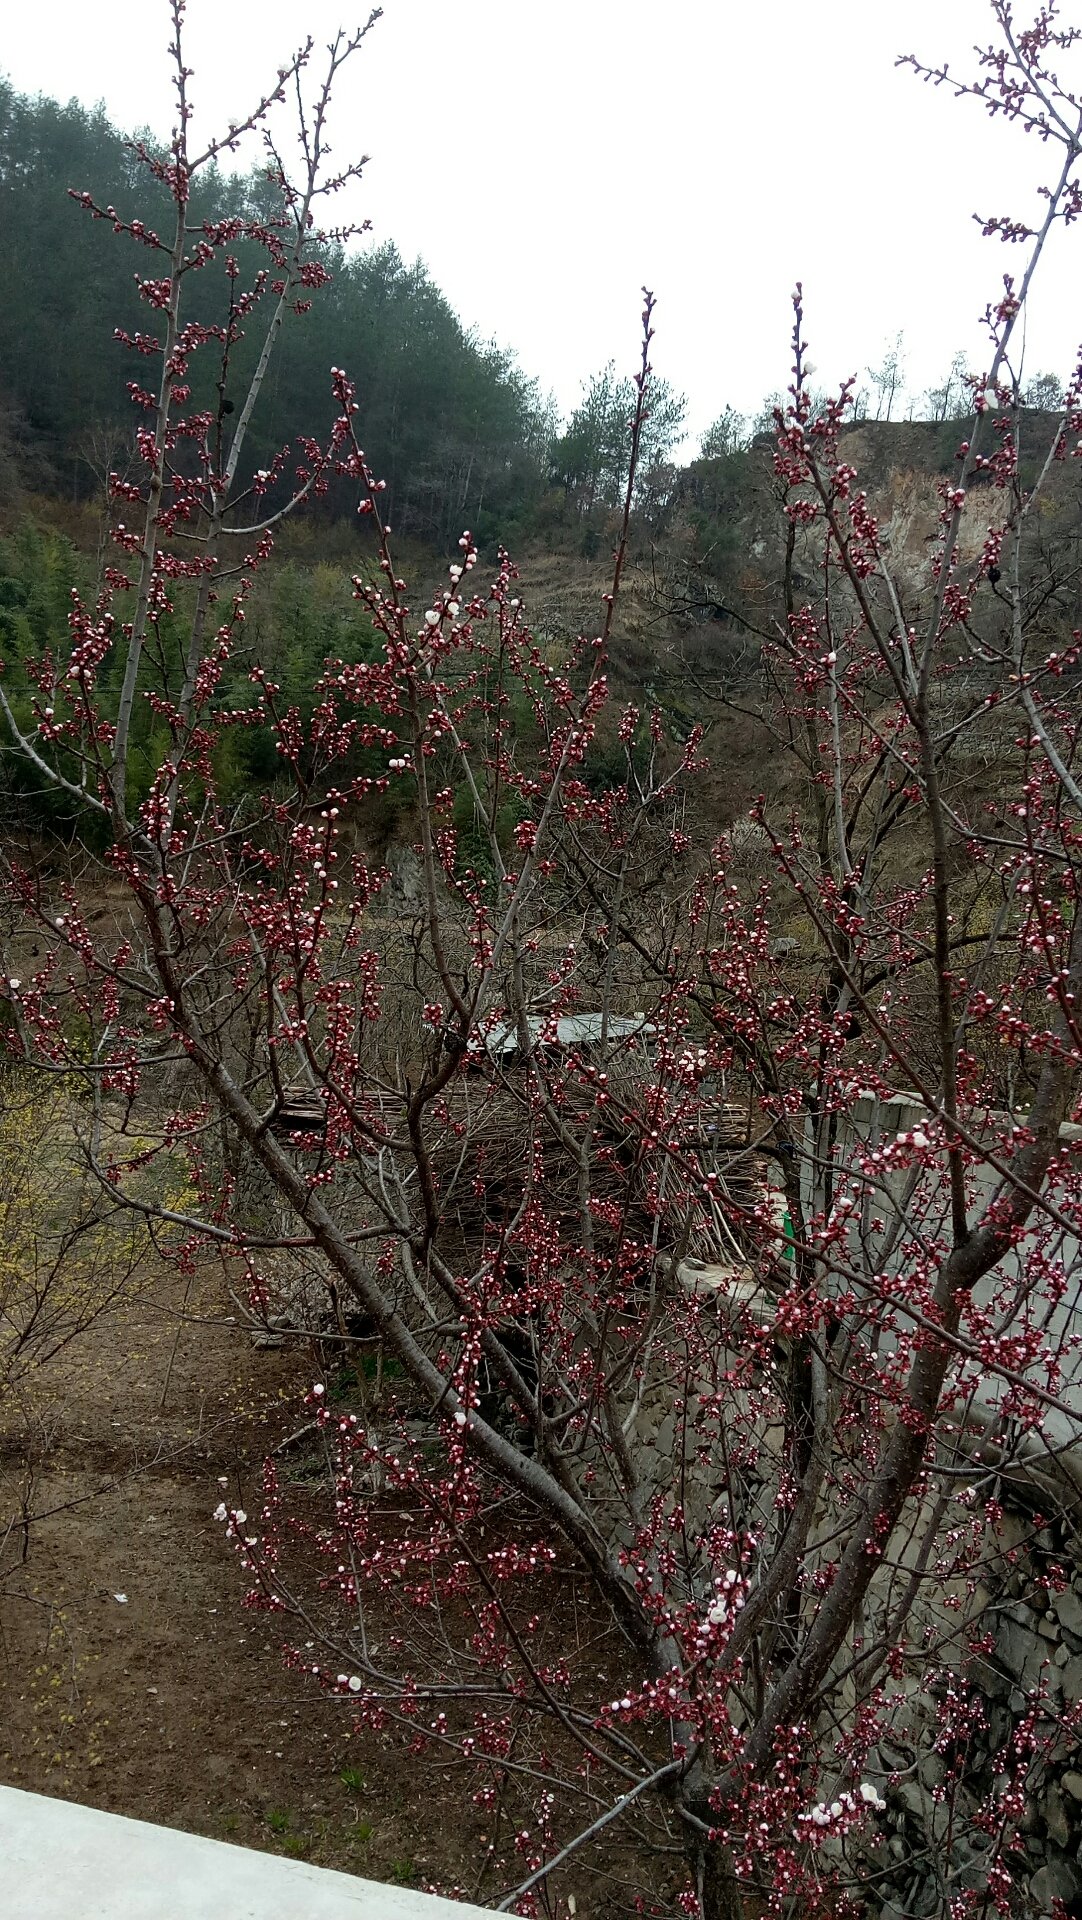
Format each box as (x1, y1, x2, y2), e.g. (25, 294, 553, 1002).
(271, 1075, 766, 1267)
(423, 1079, 764, 1264)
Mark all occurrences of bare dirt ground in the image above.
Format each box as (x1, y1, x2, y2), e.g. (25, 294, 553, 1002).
(0, 1262, 487, 1900)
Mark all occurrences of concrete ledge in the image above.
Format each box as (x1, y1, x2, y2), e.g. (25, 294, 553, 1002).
(0, 1785, 496, 1919)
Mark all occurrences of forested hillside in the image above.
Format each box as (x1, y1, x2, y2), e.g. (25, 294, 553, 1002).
(0, 81, 690, 548)
(0, 81, 549, 542)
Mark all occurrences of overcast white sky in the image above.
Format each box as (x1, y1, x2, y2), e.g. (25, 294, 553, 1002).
(4, 0, 1080, 450)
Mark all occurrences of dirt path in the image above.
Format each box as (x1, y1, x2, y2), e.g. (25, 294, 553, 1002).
(0, 1265, 480, 1898)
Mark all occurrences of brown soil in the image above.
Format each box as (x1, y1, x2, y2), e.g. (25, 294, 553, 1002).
(0, 1263, 486, 1901)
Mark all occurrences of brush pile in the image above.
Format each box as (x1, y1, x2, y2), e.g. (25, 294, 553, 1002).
(273, 1072, 768, 1267)
(423, 1075, 765, 1265)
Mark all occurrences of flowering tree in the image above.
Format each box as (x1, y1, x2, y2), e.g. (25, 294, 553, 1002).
(5, 5, 1082, 1917)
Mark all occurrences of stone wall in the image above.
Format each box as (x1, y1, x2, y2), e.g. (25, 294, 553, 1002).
(867, 1502, 1082, 1920)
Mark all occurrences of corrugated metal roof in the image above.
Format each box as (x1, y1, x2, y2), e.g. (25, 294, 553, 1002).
(484, 1012, 654, 1057)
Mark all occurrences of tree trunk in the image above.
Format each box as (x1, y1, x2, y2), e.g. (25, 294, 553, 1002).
(697, 1833, 746, 1920)
(679, 1771, 746, 1920)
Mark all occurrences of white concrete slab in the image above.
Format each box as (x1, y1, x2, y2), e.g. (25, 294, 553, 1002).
(0, 1785, 497, 1920)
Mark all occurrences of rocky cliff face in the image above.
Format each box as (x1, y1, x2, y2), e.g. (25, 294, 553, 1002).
(666, 409, 1082, 620)
(621, 409, 1082, 839)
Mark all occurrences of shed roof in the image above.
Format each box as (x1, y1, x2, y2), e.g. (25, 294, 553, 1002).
(484, 1012, 654, 1058)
